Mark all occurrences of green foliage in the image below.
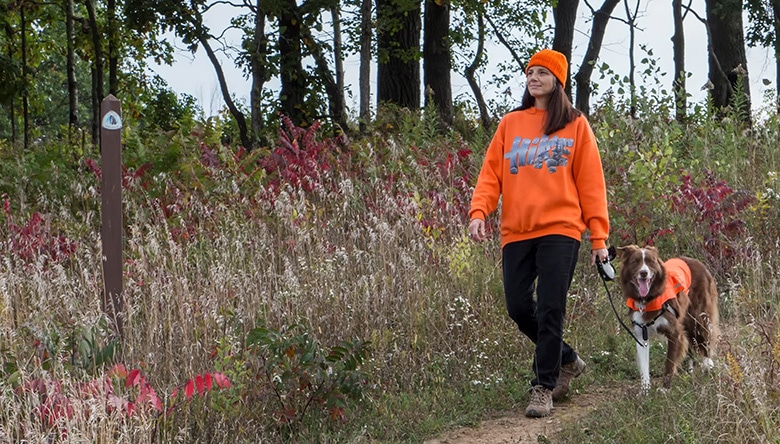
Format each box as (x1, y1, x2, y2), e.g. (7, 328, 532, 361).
(450, 0, 549, 87)
(246, 322, 371, 433)
(138, 78, 199, 134)
(2, 81, 780, 442)
(0, 53, 23, 104)
(745, 0, 777, 47)
(205, 337, 252, 414)
(725, 69, 753, 124)
(68, 317, 121, 374)
(0, 139, 89, 205)
(557, 323, 780, 443)
(9, 316, 119, 379)
(451, 97, 495, 146)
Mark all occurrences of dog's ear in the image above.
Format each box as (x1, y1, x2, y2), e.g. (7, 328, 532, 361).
(615, 245, 639, 260)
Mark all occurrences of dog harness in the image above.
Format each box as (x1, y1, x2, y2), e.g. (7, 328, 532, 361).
(627, 258, 691, 341)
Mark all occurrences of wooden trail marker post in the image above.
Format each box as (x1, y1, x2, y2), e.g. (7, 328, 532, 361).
(101, 95, 124, 339)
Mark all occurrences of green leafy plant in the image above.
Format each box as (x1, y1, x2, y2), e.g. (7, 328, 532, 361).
(246, 322, 370, 430)
(68, 317, 121, 374)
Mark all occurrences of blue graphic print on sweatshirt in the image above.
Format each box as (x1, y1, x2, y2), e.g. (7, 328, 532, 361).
(505, 135, 573, 174)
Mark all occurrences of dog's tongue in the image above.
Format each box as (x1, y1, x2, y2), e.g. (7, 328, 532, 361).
(638, 279, 650, 297)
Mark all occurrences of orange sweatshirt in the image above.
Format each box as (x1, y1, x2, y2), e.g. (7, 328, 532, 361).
(469, 107, 609, 249)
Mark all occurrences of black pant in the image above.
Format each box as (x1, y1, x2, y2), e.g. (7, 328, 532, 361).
(502, 235, 580, 390)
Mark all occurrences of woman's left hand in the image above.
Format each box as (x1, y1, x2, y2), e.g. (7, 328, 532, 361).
(591, 248, 608, 265)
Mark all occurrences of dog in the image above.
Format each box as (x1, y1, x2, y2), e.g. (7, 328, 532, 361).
(613, 245, 719, 391)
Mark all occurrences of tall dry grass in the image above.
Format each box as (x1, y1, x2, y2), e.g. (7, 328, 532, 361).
(1, 101, 779, 442)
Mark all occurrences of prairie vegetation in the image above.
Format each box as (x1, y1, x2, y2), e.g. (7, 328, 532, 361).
(1, 95, 779, 443)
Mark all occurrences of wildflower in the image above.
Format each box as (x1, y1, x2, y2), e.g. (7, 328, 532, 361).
(726, 352, 743, 384)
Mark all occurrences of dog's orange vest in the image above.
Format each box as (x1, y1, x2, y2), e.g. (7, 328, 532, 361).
(626, 258, 691, 312)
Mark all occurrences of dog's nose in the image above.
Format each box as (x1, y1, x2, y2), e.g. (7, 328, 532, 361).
(639, 270, 648, 279)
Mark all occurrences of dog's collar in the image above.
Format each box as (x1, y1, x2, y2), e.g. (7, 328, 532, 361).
(631, 302, 678, 342)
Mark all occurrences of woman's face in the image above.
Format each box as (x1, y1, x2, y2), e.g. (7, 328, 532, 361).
(526, 66, 557, 100)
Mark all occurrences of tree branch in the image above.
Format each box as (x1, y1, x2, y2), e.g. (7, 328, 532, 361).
(485, 15, 525, 72)
(681, 2, 732, 95)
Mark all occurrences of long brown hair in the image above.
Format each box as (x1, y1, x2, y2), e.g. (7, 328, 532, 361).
(512, 81, 581, 135)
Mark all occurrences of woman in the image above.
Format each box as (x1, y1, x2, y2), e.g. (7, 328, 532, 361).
(468, 49, 609, 418)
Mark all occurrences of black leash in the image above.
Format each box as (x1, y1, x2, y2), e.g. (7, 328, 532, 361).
(596, 259, 647, 348)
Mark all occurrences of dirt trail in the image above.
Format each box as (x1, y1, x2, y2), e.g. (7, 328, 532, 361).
(423, 386, 609, 444)
(424, 318, 737, 442)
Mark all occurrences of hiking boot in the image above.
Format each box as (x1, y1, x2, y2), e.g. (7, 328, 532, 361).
(552, 355, 586, 401)
(524, 385, 553, 418)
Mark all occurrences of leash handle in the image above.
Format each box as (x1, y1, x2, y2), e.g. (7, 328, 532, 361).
(596, 258, 615, 281)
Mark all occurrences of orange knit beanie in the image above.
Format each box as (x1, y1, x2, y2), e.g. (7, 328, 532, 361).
(526, 49, 568, 87)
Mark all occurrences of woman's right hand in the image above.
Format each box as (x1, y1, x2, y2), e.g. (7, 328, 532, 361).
(469, 219, 487, 242)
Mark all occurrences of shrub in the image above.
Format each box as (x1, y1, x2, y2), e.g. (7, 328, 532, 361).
(245, 322, 370, 435)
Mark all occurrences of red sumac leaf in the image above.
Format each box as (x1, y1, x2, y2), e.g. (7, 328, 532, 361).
(195, 374, 205, 395)
(213, 372, 231, 388)
(126, 369, 141, 388)
(185, 380, 195, 400)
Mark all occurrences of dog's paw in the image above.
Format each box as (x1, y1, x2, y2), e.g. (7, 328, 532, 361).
(625, 385, 648, 398)
(701, 357, 714, 373)
(638, 383, 651, 397)
(684, 358, 695, 374)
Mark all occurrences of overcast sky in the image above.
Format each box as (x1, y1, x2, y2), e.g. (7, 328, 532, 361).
(147, 0, 777, 118)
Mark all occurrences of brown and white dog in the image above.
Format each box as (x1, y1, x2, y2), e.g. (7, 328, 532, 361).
(614, 245, 719, 391)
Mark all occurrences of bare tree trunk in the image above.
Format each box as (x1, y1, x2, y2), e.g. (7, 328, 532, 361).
(5, 24, 15, 145)
(683, 4, 731, 98)
(486, 15, 525, 69)
(573, 0, 620, 116)
(85, 0, 103, 145)
(300, 21, 349, 133)
(66, 0, 79, 138)
(672, 0, 686, 122)
(623, 0, 639, 118)
(464, 11, 491, 130)
(423, 0, 452, 127)
(773, 0, 780, 113)
(185, 11, 250, 147)
(107, 0, 118, 95)
(552, 0, 579, 99)
(332, 6, 345, 116)
(359, 0, 372, 133)
(20, 5, 29, 150)
(250, 0, 267, 149)
(376, 0, 421, 110)
(197, 33, 251, 148)
(706, 0, 751, 124)
(278, 0, 308, 125)
(326, 5, 349, 133)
